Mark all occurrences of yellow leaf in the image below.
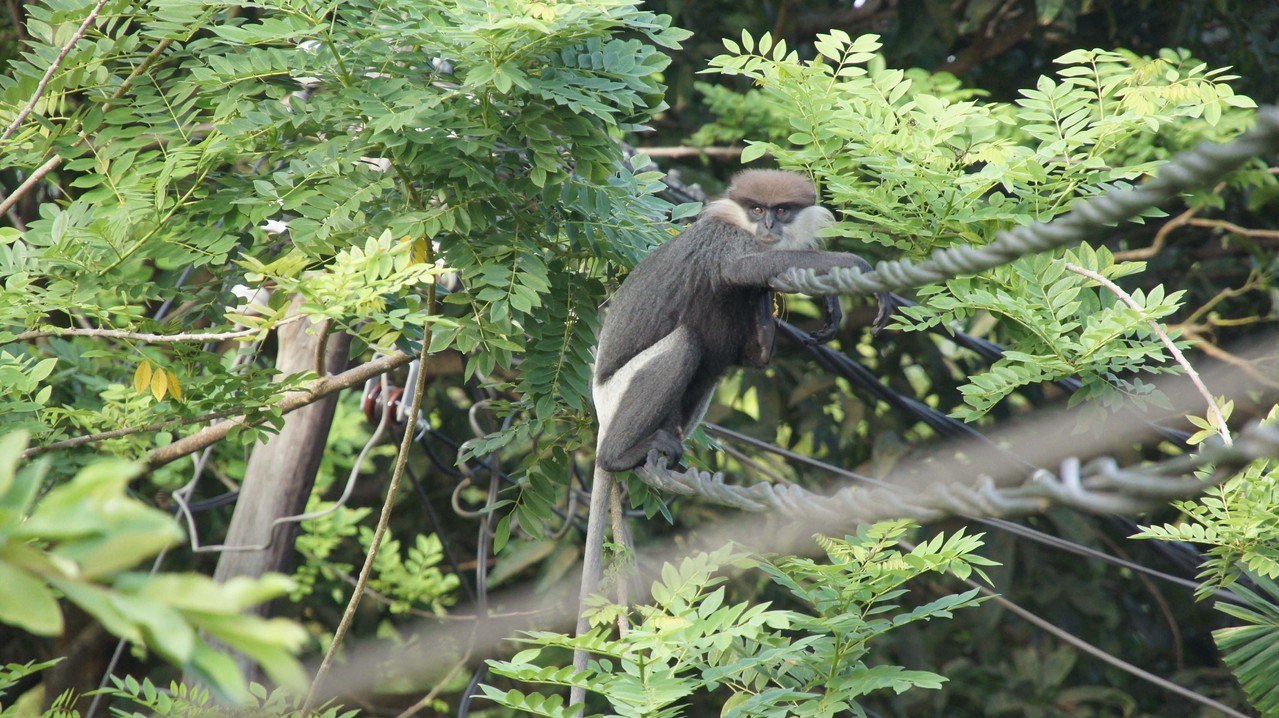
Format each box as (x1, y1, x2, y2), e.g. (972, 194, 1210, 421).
(150, 367, 168, 401)
(409, 237, 429, 265)
(166, 371, 183, 402)
(133, 362, 153, 395)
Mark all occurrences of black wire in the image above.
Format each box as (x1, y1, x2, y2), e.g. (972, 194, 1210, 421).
(456, 454, 502, 718)
(423, 429, 587, 535)
(773, 319, 1218, 595)
(405, 459, 477, 604)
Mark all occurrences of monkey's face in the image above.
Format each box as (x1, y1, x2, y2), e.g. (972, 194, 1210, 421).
(746, 202, 801, 242)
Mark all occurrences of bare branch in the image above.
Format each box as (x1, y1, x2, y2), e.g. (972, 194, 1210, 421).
(638, 146, 745, 160)
(0, 155, 61, 216)
(1187, 217, 1279, 240)
(21, 408, 243, 459)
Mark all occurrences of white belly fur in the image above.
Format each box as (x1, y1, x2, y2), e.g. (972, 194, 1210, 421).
(593, 327, 691, 448)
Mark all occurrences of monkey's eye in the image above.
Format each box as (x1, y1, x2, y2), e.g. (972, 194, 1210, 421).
(775, 207, 788, 218)
(750, 205, 765, 217)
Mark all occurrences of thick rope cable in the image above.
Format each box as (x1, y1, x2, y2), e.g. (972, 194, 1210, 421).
(631, 422, 1279, 522)
(773, 106, 1279, 297)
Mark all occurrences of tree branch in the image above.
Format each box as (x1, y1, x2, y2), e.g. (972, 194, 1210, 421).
(15, 315, 305, 343)
(0, 37, 173, 217)
(22, 408, 243, 459)
(638, 146, 745, 160)
(144, 351, 414, 470)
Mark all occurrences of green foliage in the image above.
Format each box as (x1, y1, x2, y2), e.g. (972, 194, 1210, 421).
(0, 659, 62, 716)
(0, 0, 693, 705)
(367, 531, 460, 615)
(482, 522, 992, 717)
(0, 432, 307, 703)
(703, 31, 1259, 420)
(100, 675, 357, 718)
(687, 82, 790, 147)
(1133, 406, 1279, 596)
(0, 0, 686, 493)
(903, 244, 1186, 419)
(1214, 574, 1279, 716)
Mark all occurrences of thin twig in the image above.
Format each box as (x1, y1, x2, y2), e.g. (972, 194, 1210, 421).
(0, 155, 61, 216)
(14, 314, 305, 343)
(0, 0, 112, 144)
(1186, 217, 1279, 240)
(21, 408, 242, 459)
(1112, 203, 1199, 261)
(393, 654, 471, 718)
(0, 36, 173, 216)
(304, 353, 428, 710)
(1179, 327, 1279, 390)
(1064, 262, 1231, 446)
(306, 245, 438, 709)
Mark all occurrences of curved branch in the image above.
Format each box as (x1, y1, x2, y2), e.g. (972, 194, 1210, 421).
(143, 351, 414, 470)
(1064, 261, 1231, 446)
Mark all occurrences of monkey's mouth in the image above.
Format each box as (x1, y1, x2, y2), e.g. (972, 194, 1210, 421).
(756, 224, 784, 242)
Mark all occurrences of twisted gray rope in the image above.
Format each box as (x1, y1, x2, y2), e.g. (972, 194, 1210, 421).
(774, 105, 1279, 297)
(633, 423, 1279, 522)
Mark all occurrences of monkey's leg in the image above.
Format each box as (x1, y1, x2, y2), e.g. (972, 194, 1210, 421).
(574, 331, 702, 711)
(594, 327, 702, 471)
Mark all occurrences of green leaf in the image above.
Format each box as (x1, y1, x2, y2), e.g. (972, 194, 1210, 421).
(0, 562, 64, 635)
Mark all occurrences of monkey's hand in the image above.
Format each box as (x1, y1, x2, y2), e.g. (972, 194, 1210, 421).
(802, 295, 843, 345)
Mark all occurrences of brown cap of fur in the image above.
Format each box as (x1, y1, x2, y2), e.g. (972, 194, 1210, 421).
(725, 169, 817, 207)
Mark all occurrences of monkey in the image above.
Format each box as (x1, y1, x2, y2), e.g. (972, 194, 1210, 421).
(592, 169, 884, 472)
(570, 170, 887, 709)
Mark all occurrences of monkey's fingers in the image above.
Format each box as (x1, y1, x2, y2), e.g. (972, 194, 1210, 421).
(871, 293, 895, 335)
(802, 295, 843, 345)
(804, 323, 839, 345)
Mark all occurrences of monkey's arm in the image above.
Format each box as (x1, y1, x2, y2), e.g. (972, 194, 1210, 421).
(721, 249, 872, 287)
(725, 250, 892, 334)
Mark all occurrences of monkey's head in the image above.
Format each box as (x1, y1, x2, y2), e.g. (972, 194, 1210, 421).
(718, 170, 833, 249)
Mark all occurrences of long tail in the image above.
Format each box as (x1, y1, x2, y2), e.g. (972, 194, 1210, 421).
(570, 463, 614, 713)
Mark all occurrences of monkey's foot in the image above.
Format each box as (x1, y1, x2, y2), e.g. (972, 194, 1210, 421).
(636, 450, 700, 496)
(649, 431, 685, 467)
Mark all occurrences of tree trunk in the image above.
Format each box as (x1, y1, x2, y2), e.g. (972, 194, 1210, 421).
(211, 303, 351, 676)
